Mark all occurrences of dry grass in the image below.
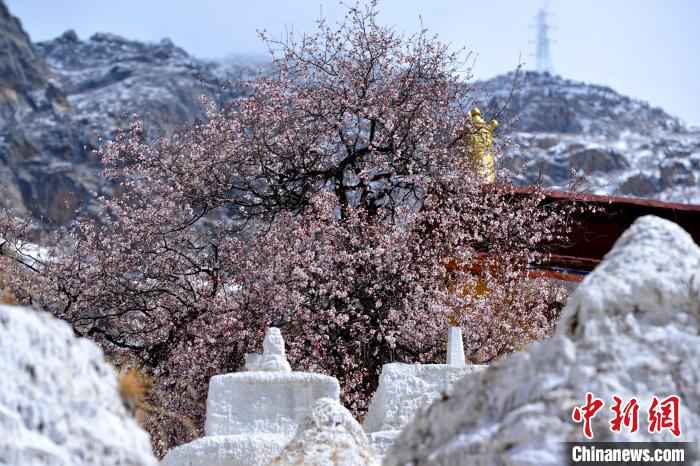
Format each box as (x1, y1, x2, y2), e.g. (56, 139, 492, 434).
(0, 287, 18, 305)
(116, 366, 199, 455)
(118, 367, 152, 412)
(0, 261, 19, 305)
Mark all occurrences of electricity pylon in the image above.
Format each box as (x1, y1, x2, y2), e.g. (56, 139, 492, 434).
(533, 7, 554, 74)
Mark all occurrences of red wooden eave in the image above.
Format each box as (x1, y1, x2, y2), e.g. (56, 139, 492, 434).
(514, 188, 700, 277)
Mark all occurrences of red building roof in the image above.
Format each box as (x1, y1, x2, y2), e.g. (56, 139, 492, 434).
(520, 189, 700, 280)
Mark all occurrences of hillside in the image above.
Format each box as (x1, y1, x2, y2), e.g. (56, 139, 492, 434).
(472, 71, 700, 203)
(0, 0, 246, 225)
(0, 0, 698, 228)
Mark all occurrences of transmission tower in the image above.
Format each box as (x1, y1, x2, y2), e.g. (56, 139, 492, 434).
(533, 7, 554, 74)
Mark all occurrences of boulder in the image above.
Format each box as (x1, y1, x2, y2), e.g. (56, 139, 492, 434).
(270, 398, 380, 466)
(660, 159, 696, 188)
(0, 304, 157, 466)
(619, 172, 659, 196)
(568, 147, 629, 174)
(385, 216, 700, 466)
(531, 134, 560, 150)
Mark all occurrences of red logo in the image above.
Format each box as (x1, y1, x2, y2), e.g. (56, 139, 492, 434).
(648, 395, 681, 437)
(572, 394, 682, 439)
(572, 392, 605, 439)
(610, 395, 640, 433)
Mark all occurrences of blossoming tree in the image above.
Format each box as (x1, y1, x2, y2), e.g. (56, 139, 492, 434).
(0, 1, 578, 454)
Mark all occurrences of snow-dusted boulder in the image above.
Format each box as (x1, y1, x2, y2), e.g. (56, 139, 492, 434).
(162, 327, 341, 466)
(270, 398, 380, 466)
(385, 216, 700, 466)
(0, 304, 157, 466)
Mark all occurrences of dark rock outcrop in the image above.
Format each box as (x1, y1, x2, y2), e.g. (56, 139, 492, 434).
(0, 1, 54, 125)
(568, 147, 629, 174)
(660, 159, 696, 188)
(472, 71, 700, 203)
(472, 71, 684, 137)
(0, 0, 248, 225)
(619, 173, 659, 197)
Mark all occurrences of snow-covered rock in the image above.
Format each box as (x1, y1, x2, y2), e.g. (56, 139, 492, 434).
(162, 327, 341, 466)
(0, 0, 49, 127)
(501, 129, 700, 204)
(0, 304, 157, 466)
(270, 398, 380, 466)
(558, 215, 700, 332)
(385, 215, 700, 466)
(473, 71, 683, 137)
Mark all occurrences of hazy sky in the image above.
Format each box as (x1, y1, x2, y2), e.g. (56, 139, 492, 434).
(7, 0, 700, 125)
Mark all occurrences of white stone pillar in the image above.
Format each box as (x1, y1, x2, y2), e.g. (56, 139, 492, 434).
(447, 326, 466, 367)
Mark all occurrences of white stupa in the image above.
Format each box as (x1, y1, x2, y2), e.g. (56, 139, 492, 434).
(162, 327, 340, 466)
(363, 326, 487, 457)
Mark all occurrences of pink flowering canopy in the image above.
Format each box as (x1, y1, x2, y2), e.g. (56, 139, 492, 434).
(0, 1, 580, 456)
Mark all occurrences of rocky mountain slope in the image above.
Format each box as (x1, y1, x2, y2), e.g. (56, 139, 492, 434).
(472, 71, 700, 203)
(0, 0, 246, 225)
(0, 0, 698, 228)
(0, 1, 50, 126)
